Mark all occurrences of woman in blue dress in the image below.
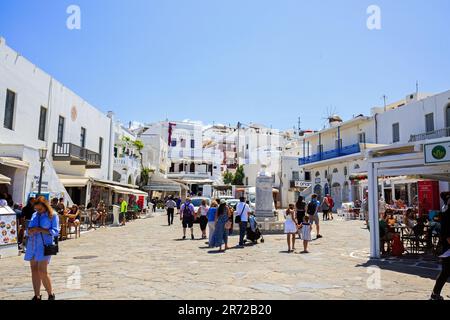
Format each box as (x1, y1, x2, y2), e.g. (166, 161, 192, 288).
(24, 196, 59, 300)
(211, 200, 231, 252)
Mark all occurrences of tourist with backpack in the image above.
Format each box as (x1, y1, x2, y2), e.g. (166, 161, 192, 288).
(321, 196, 330, 221)
(180, 198, 195, 240)
(307, 194, 322, 239)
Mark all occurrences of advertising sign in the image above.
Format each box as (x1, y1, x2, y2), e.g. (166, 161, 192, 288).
(424, 141, 450, 164)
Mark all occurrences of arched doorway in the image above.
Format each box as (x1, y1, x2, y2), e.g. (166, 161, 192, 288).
(342, 181, 350, 203)
(331, 182, 342, 210)
(314, 184, 323, 201)
(446, 104, 450, 128)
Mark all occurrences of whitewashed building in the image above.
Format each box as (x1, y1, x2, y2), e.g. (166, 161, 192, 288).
(0, 37, 146, 206)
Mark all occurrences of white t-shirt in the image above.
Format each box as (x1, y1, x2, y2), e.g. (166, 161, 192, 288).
(236, 202, 250, 222)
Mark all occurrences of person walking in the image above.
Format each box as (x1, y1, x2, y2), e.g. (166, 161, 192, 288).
(295, 196, 306, 230)
(165, 196, 177, 226)
(24, 196, 59, 300)
(430, 193, 450, 300)
(326, 194, 334, 220)
(207, 201, 218, 246)
(197, 199, 209, 239)
(211, 200, 231, 252)
(299, 215, 312, 253)
(321, 195, 331, 221)
(236, 197, 250, 247)
(307, 194, 322, 239)
(180, 198, 195, 240)
(284, 204, 298, 253)
(120, 198, 128, 226)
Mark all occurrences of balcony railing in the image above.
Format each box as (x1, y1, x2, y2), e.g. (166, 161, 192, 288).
(299, 143, 360, 165)
(409, 127, 450, 142)
(52, 143, 102, 168)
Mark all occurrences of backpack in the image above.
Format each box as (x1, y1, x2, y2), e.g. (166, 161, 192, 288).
(182, 203, 194, 218)
(307, 200, 317, 215)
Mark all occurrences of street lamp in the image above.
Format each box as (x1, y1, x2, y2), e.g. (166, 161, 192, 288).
(38, 148, 48, 196)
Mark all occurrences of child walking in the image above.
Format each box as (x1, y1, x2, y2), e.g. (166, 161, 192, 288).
(299, 215, 312, 253)
(284, 204, 298, 253)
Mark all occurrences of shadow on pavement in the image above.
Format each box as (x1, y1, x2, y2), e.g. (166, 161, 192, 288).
(355, 257, 442, 281)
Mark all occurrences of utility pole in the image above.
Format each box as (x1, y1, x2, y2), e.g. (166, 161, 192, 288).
(297, 117, 301, 137)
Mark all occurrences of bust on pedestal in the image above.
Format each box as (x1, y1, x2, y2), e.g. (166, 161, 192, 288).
(255, 165, 275, 221)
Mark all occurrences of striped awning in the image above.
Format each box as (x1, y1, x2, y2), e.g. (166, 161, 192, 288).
(0, 157, 29, 170)
(0, 173, 11, 185)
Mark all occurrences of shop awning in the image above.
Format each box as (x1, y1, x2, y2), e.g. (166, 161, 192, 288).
(110, 185, 147, 197)
(144, 175, 188, 192)
(0, 173, 11, 185)
(59, 175, 90, 187)
(0, 157, 29, 170)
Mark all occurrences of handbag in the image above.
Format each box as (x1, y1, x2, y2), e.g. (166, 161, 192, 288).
(235, 204, 246, 224)
(39, 215, 59, 256)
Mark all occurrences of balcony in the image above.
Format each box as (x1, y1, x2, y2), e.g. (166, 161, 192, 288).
(299, 143, 361, 165)
(166, 171, 212, 179)
(409, 127, 450, 142)
(52, 143, 102, 169)
(114, 156, 140, 171)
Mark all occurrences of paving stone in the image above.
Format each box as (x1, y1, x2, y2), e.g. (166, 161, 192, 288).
(0, 215, 447, 300)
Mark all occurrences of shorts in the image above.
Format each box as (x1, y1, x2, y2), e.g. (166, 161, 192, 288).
(182, 217, 194, 228)
(308, 213, 320, 225)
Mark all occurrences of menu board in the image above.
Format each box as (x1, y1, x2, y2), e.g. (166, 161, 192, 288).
(0, 214, 18, 246)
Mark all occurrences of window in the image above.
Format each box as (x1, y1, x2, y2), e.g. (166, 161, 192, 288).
(392, 123, 400, 143)
(304, 171, 311, 181)
(344, 166, 348, 176)
(425, 113, 434, 133)
(292, 171, 300, 180)
(80, 127, 86, 148)
(57, 116, 65, 145)
(98, 137, 103, 154)
(38, 106, 47, 141)
(190, 139, 195, 149)
(4, 89, 16, 130)
(189, 163, 195, 173)
(358, 132, 366, 144)
(180, 138, 186, 148)
(171, 139, 177, 147)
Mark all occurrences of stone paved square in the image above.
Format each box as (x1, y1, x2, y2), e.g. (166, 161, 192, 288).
(0, 213, 447, 300)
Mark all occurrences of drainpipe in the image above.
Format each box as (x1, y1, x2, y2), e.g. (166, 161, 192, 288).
(374, 113, 379, 144)
(107, 112, 115, 181)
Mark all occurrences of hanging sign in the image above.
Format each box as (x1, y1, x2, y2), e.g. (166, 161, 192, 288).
(424, 141, 450, 164)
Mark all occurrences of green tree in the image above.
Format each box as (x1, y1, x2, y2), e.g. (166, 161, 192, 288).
(232, 165, 245, 185)
(223, 170, 234, 185)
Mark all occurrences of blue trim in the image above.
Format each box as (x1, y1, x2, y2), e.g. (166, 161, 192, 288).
(299, 143, 360, 165)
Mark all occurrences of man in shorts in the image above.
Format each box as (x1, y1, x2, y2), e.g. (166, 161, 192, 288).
(180, 198, 195, 240)
(307, 194, 322, 239)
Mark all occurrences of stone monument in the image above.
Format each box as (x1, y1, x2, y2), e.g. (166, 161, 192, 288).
(255, 165, 275, 221)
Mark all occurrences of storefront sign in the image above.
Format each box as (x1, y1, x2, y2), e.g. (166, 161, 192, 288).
(294, 181, 312, 188)
(424, 141, 450, 164)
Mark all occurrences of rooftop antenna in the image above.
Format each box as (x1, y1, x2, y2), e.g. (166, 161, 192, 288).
(297, 117, 301, 137)
(382, 95, 387, 112)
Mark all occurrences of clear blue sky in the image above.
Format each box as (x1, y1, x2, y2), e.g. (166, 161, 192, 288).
(1, 0, 450, 130)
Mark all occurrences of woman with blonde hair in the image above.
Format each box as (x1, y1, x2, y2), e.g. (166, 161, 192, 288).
(24, 196, 60, 300)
